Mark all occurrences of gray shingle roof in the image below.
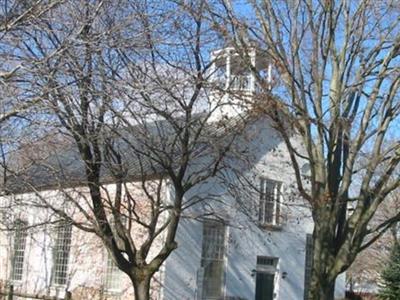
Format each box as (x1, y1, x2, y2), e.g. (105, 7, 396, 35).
(5, 113, 248, 194)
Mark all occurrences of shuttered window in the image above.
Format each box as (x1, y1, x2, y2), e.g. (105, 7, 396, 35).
(304, 234, 313, 299)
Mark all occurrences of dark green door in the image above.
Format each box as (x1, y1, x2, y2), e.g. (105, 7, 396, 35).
(255, 272, 274, 300)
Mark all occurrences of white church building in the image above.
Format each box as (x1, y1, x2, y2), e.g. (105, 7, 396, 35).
(0, 48, 346, 300)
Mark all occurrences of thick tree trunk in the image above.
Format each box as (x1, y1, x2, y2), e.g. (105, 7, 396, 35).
(132, 276, 151, 300)
(307, 220, 338, 300)
(308, 271, 335, 300)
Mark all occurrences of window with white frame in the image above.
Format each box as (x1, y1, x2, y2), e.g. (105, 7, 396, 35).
(104, 252, 123, 292)
(200, 220, 226, 300)
(259, 178, 282, 225)
(11, 219, 28, 281)
(53, 222, 72, 285)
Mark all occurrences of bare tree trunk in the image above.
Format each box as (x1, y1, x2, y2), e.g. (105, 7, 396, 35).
(308, 220, 337, 300)
(216, 2, 400, 298)
(308, 270, 335, 300)
(132, 275, 151, 300)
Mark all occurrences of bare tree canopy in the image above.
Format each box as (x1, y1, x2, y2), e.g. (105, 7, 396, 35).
(213, 0, 400, 299)
(2, 0, 400, 299)
(0, 0, 62, 190)
(0, 1, 239, 299)
(0, 0, 62, 142)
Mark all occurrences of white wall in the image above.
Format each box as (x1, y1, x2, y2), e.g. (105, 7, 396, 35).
(0, 183, 166, 299)
(0, 116, 347, 300)
(162, 117, 345, 300)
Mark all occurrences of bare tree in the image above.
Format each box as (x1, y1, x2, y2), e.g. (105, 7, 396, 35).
(347, 193, 400, 294)
(212, 0, 400, 299)
(0, 0, 61, 229)
(0, 0, 62, 121)
(2, 1, 239, 299)
(0, 0, 61, 33)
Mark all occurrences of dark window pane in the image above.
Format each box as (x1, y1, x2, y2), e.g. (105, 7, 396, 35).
(255, 273, 274, 300)
(304, 234, 313, 300)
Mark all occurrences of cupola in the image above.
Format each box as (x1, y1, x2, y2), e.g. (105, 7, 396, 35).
(209, 46, 272, 120)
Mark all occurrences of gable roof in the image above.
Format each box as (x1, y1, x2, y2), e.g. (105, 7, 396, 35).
(4, 113, 250, 194)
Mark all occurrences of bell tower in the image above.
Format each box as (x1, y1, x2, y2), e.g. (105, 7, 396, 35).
(209, 46, 272, 120)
